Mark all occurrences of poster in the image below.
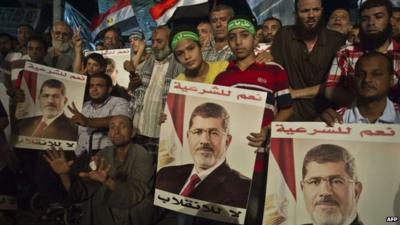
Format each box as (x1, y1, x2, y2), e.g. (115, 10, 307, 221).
(13, 62, 86, 151)
(154, 80, 267, 224)
(85, 48, 131, 88)
(263, 122, 400, 225)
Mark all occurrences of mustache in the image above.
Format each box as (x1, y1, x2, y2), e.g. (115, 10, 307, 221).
(315, 196, 339, 206)
(196, 145, 213, 152)
(44, 103, 57, 108)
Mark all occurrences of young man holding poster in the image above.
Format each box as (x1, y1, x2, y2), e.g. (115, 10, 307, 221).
(213, 16, 293, 224)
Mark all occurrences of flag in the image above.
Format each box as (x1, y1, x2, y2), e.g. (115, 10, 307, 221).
(149, 0, 208, 25)
(90, 0, 135, 38)
(262, 138, 297, 225)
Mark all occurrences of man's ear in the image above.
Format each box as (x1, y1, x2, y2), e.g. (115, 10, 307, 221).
(225, 134, 232, 149)
(355, 182, 363, 202)
(107, 86, 113, 94)
(64, 97, 68, 106)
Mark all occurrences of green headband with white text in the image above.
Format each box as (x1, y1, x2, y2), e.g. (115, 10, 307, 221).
(171, 31, 200, 50)
(227, 18, 256, 35)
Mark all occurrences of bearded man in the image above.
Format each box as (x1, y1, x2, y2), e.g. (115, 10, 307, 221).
(44, 21, 74, 71)
(325, 0, 400, 107)
(271, 0, 346, 121)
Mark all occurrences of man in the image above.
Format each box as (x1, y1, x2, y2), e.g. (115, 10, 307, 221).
(129, 26, 183, 162)
(103, 27, 123, 50)
(15, 79, 77, 141)
(326, 8, 352, 35)
(44, 115, 155, 225)
(271, 0, 346, 121)
(156, 102, 250, 208)
(16, 24, 34, 54)
(391, 7, 400, 38)
(71, 73, 131, 156)
(325, 0, 400, 107)
(105, 57, 130, 101)
(214, 16, 293, 225)
(320, 51, 400, 125)
(197, 21, 213, 50)
(44, 21, 74, 71)
(262, 17, 282, 45)
(129, 30, 146, 69)
(0, 33, 13, 62)
(301, 144, 363, 225)
(202, 4, 235, 61)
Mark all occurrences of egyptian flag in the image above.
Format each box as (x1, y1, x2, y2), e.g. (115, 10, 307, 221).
(262, 138, 297, 225)
(90, 0, 135, 38)
(157, 93, 186, 168)
(150, 0, 208, 25)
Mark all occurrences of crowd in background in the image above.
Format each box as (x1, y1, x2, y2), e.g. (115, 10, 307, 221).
(0, 0, 399, 224)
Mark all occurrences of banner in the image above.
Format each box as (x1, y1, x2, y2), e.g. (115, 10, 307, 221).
(13, 62, 86, 151)
(0, 7, 41, 36)
(154, 80, 266, 224)
(85, 48, 131, 88)
(263, 122, 400, 225)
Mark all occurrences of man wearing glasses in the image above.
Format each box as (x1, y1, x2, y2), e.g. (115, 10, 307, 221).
(301, 144, 364, 225)
(156, 102, 251, 208)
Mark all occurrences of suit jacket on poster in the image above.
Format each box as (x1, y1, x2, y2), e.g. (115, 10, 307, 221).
(15, 113, 77, 141)
(302, 215, 364, 225)
(156, 162, 251, 208)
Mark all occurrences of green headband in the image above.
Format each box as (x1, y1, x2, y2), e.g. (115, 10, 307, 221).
(171, 31, 200, 50)
(227, 18, 256, 35)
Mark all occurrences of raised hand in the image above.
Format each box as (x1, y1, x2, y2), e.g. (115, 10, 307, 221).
(79, 156, 111, 184)
(72, 27, 83, 49)
(68, 102, 88, 126)
(43, 147, 74, 175)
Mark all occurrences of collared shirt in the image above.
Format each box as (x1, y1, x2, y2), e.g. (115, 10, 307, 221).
(75, 96, 131, 155)
(271, 26, 346, 121)
(179, 159, 225, 193)
(202, 40, 234, 62)
(41, 111, 64, 125)
(214, 61, 293, 127)
(326, 38, 400, 102)
(337, 98, 400, 123)
(134, 59, 169, 138)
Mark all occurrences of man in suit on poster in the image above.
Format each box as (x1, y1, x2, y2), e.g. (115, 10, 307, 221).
(15, 78, 77, 141)
(301, 144, 364, 225)
(156, 102, 250, 208)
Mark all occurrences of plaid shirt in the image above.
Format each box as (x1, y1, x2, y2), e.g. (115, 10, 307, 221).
(326, 38, 400, 89)
(202, 40, 234, 62)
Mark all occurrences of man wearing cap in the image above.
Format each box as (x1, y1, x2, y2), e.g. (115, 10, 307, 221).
(129, 30, 147, 70)
(213, 15, 293, 224)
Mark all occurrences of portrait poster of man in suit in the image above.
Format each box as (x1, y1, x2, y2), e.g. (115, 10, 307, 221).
(263, 122, 400, 225)
(154, 80, 267, 224)
(13, 62, 86, 150)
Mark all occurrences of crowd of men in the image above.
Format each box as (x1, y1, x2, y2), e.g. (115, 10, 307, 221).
(0, 0, 399, 225)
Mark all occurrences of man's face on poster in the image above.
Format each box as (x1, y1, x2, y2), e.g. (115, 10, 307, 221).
(39, 86, 67, 120)
(187, 116, 232, 172)
(301, 161, 362, 225)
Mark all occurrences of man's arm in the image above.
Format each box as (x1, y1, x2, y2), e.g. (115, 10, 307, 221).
(290, 84, 321, 99)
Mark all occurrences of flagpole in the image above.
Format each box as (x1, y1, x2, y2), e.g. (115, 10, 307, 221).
(53, 0, 65, 23)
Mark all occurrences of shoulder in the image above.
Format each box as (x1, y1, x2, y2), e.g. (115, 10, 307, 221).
(175, 73, 186, 81)
(220, 163, 250, 184)
(108, 96, 128, 104)
(157, 164, 192, 177)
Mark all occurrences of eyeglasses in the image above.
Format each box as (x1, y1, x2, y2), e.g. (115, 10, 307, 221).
(53, 30, 70, 37)
(189, 128, 226, 139)
(302, 176, 355, 189)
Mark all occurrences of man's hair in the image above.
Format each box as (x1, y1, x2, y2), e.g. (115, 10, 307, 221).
(154, 25, 171, 38)
(84, 53, 107, 69)
(90, 72, 113, 88)
(103, 26, 122, 39)
(355, 51, 394, 76)
(18, 23, 34, 32)
(210, 4, 235, 18)
(52, 21, 72, 36)
(263, 17, 282, 27)
(360, 0, 393, 17)
(40, 79, 66, 96)
(27, 35, 48, 52)
(111, 115, 134, 130)
(294, 0, 322, 12)
(189, 102, 230, 132)
(105, 57, 116, 70)
(302, 144, 357, 180)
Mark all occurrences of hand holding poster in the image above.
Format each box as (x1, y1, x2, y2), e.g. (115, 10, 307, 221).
(13, 62, 86, 151)
(85, 48, 131, 87)
(263, 122, 400, 225)
(154, 80, 267, 224)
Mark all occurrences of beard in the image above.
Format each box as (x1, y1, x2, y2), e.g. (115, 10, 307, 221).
(312, 208, 344, 225)
(153, 46, 171, 61)
(359, 26, 391, 51)
(52, 40, 71, 53)
(294, 17, 324, 41)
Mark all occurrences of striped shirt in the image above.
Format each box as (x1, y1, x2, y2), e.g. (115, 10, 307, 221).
(337, 98, 400, 124)
(213, 61, 293, 127)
